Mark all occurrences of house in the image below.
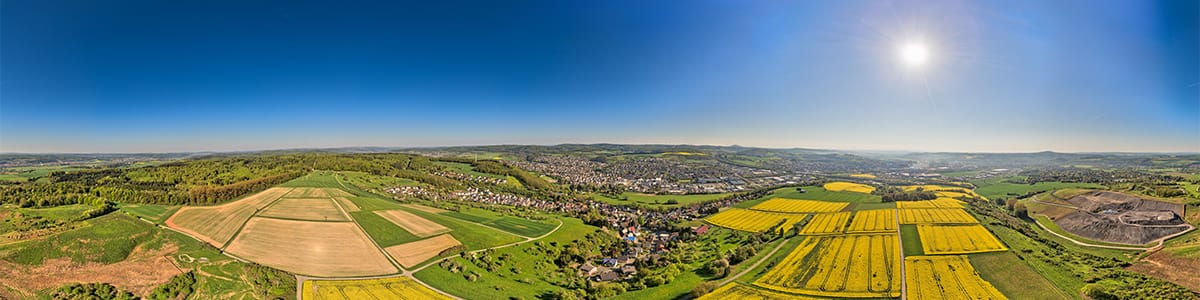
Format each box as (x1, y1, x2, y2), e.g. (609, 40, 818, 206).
(580, 262, 599, 276)
(601, 258, 619, 267)
(617, 255, 635, 265)
(693, 224, 710, 235)
(621, 265, 638, 275)
(593, 270, 620, 282)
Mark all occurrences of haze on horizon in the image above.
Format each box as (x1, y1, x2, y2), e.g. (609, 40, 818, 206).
(2, 0, 1197, 154)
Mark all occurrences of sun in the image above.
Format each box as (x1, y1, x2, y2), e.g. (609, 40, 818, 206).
(899, 41, 930, 67)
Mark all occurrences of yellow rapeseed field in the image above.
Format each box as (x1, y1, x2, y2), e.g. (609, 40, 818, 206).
(898, 208, 978, 224)
(706, 208, 806, 233)
(754, 234, 900, 298)
(823, 182, 876, 194)
(750, 198, 849, 213)
(896, 198, 964, 209)
(798, 212, 850, 235)
(906, 256, 1007, 300)
(849, 173, 877, 179)
(847, 209, 897, 233)
(301, 276, 451, 300)
(917, 224, 1008, 254)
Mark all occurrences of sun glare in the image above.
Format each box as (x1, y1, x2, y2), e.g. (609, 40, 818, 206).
(899, 41, 930, 67)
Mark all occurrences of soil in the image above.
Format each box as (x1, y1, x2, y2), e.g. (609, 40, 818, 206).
(0, 243, 182, 297)
(1053, 191, 1189, 245)
(1127, 250, 1200, 293)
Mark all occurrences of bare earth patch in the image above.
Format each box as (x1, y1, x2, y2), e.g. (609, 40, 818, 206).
(166, 187, 291, 247)
(384, 234, 463, 268)
(0, 243, 181, 297)
(224, 217, 397, 277)
(258, 198, 349, 221)
(1127, 250, 1200, 292)
(401, 204, 449, 214)
(375, 210, 451, 237)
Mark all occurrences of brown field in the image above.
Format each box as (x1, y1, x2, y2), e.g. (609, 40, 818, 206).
(336, 197, 360, 212)
(1128, 250, 1200, 292)
(375, 210, 451, 237)
(284, 188, 353, 198)
(224, 218, 398, 277)
(0, 243, 181, 298)
(401, 204, 449, 214)
(165, 187, 291, 246)
(258, 198, 349, 222)
(384, 234, 463, 268)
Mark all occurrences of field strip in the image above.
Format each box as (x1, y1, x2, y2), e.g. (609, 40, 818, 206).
(329, 191, 405, 272)
(220, 196, 288, 250)
(294, 274, 463, 300)
(896, 209, 906, 300)
(717, 238, 788, 287)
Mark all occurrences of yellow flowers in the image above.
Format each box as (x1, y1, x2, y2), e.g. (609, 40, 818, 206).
(847, 209, 897, 233)
(753, 234, 900, 298)
(849, 173, 877, 179)
(896, 198, 964, 209)
(823, 182, 876, 194)
(798, 212, 850, 235)
(706, 208, 805, 233)
(917, 224, 1008, 254)
(898, 208, 978, 224)
(906, 256, 1008, 300)
(301, 276, 451, 300)
(750, 198, 849, 213)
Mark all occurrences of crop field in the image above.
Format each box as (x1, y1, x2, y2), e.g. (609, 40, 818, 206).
(258, 198, 349, 221)
(284, 187, 353, 198)
(750, 199, 849, 213)
(118, 204, 179, 224)
(376, 209, 452, 237)
(705, 208, 806, 233)
(753, 234, 900, 298)
(899, 208, 978, 224)
(917, 224, 1008, 254)
(699, 283, 820, 300)
(402, 203, 449, 213)
(798, 212, 850, 235)
(847, 209, 897, 233)
(849, 173, 876, 179)
(384, 234, 464, 268)
(334, 197, 360, 212)
(896, 198, 964, 209)
(224, 217, 398, 277)
(301, 276, 450, 300)
(165, 187, 292, 246)
(906, 256, 1007, 300)
(823, 181, 876, 194)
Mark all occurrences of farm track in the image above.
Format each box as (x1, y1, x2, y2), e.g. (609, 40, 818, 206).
(717, 238, 789, 287)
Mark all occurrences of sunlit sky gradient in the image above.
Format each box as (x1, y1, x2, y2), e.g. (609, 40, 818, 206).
(2, 0, 1197, 153)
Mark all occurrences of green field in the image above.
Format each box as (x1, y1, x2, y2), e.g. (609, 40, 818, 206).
(397, 206, 525, 251)
(278, 170, 343, 188)
(972, 176, 1104, 200)
(441, 207, 557, 238)
(338, 171, 422, 192)
(899, 224, 924, 256)
(414, 218, 598, 298)
(970, 251, 1071, 299)
(351, 210, 424, 247)
(119, 203, 180, 224)
(592, 192, 731, 208)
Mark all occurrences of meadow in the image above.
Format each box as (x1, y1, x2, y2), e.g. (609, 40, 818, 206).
(971, 176, 1104, 200)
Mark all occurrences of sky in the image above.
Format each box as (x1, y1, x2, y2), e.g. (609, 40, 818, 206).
(2, 0, 1198, 153)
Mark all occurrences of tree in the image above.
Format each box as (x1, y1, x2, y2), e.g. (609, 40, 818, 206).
(1013, 203, 1029, 219)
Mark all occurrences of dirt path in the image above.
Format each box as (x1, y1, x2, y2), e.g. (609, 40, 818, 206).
(895, 208, 906, 300)
(717, 237, 788, 287)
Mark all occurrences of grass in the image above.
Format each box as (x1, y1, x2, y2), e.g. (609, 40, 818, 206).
(0, 213, 154, 265)
(397, 206, 524, 251)
(338, 171, 422, 193)
(434, 161, 506, 179)
(346, 196, 406, 211)
(899, 224, 924, 256)
(0, 165, 92, 182)
(119, 203, 180, 224)
(972, 176, 1104, 200)
(732, 236, 806, 285)
(414, 218, 598, 299)
(969, 251, 1071, 300)
(351, 210, 424, 247)
(278, 170, 343, 188)
(442, 207, 557, 238)
(592, 192, 731, 208)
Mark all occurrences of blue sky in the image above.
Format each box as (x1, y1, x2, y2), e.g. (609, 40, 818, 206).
(2, 0, 1197, 153)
